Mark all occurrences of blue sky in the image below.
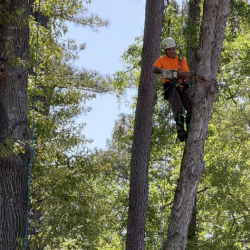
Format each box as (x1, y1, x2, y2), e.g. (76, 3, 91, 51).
(68, 0, 182, 149)
(68, 0, 146, 75)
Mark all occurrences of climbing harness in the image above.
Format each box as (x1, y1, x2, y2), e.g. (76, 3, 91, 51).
(162, 50, 184, 101)
(24, 0, 41, 249)
(159, 0, 192, 244)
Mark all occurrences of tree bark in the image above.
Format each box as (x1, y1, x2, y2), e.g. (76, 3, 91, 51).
(164, 1, 230, 250)
(185, 0, 201, 240)
(186, 0, 201, 79)
(126, 0, 164, 249)
(0, 0, 30, 249)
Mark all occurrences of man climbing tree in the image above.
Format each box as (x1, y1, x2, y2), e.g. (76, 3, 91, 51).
(0, 0, 30, 249)
(126, 0, 164, 249)
(164, 0, 230, 249)
(152, 37, 192, 142)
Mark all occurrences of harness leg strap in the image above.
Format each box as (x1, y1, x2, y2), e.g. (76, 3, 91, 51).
(175, 112, 187, 142)
(186, 113, 192, 131)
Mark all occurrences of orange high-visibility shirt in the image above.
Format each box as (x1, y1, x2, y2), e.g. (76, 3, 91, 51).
(153, 55, 189, 84)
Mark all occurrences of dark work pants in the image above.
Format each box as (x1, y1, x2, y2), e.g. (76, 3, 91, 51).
(167, 86, 192, 131)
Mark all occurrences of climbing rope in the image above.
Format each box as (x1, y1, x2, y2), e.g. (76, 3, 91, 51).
(158, 1, 193, 245)
(159, 104, 172, 235)
(24, 0, 41, 249)
(159, 87, 175, 247)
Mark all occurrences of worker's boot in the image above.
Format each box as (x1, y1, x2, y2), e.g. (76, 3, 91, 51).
(175, 112, 187, 142)
(186, 113, 192, 131)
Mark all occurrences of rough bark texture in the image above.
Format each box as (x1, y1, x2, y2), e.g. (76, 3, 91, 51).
(187, 196, 197, 240)
(164, 1, 230, 250)
(185, 0, 201, 239)
(186, 0, 201, 79)
(125, 0, 164, 249)
(0, 0, 30, 249)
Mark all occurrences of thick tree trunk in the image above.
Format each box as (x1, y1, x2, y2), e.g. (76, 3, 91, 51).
(126, 0, 164, 249)
(164, 1, 230, 250)
(185, 0, 201, 239)
(0, 0, 30, 249)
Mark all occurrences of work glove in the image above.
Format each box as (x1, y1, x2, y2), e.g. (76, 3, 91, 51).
(161, 69, 178, 80)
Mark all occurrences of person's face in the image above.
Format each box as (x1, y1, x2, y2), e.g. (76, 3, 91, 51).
(165, 47, 176, 58)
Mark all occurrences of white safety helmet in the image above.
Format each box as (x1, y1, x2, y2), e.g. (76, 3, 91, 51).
(162, 37, 177, 49)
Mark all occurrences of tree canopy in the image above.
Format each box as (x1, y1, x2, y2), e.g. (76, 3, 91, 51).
(1, 0, 250, 249)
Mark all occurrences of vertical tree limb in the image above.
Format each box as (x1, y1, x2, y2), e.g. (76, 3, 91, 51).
(165, 1, 230, 249)
(126, 0, 164, 249)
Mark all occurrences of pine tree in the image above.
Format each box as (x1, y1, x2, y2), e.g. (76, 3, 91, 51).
(126, 0, 164, 249)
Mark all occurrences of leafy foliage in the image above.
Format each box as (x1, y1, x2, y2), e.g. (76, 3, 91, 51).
(20, 0, 250, 249)
(107, 0, 250, 249)
(27, 0, 115, 249)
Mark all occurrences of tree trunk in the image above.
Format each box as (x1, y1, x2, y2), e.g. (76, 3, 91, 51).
(0, 0, 30, 249)
(164, 1, 230, 250)
(126, 0, 164, 249)
(185, 0, 201, 88)
(187, 196, 197, 240)
(185, 0, 201, 240)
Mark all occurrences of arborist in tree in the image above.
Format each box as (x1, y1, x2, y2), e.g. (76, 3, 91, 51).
(152, 37, 192, 142)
